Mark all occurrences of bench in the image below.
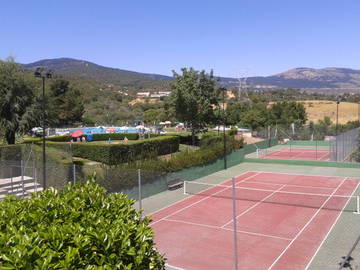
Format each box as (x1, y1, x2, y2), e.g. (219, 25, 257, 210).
(167, 180, 183, 191)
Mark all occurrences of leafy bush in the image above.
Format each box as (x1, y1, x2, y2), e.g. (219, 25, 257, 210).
(0, 177, 165, 269)
(66, 136, 179, 165)
(228, 126, 238, 136)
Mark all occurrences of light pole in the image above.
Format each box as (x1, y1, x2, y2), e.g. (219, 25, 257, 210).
(335, 100, 340, 162)
(220, 87, 227, 170)
(34, 67, 52, 189)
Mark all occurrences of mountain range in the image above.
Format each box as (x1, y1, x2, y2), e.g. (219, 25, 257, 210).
(23, 58, 360, 93)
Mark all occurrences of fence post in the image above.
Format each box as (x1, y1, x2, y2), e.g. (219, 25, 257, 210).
(33, 158, 37, 193)
(231, 176, 239, 270)
(21, 160, 25, 198)
(11, 166, 14, 194)
(73, 163, 76, 183)
(138, 169, 142, 218)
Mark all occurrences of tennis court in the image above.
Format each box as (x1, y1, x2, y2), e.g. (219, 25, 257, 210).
(150, 171, 359, 270)
(259, 148, 330, 161)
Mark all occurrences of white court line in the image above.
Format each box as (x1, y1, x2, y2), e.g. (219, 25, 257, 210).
(317, 151, 330, 161)
(304, 181, 360, 270)
(251, 170, 354, 181)
(267, 177, 348, 270)
(165, 263, 186, 270)
(164, 218, 292, 241)
(150, 172, 261, 226)
(240, 180, 335, 190)
(221, 184, 286, 228)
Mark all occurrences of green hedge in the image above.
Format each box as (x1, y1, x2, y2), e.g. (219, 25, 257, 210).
(0, 178, 165, 269)
(167, 134, 199, 145)
(92, 133, 138, 141)
(199, 134, 223, 148)
(122, 136, 244, 173)
(69, 136, 180, 165)
(23, 136, 72, 143)
(48, 135, 73, 142)
(24, 133, 140, 143)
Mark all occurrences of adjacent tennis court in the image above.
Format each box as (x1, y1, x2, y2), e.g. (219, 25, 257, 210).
(259, 148, 330, 161)
(150, 171, 359, 270)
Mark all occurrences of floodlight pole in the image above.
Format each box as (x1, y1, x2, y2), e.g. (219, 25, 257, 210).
(35, 68, 52, 189)
(336, 101, 338, 161)
(42, 76, 46, 189)
(222, 88, 227, 170)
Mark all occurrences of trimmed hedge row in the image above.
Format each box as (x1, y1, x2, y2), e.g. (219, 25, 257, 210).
(122, 136, 244, 173)
(92, 133, 138, 141)
(49, 136, 180, 165)
(167, 134, 200, 145)
(24, 133, 140, 144)
(23, 136, 71, 143)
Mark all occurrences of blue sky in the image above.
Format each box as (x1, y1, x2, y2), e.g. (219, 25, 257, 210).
(1, 0, 359, 77)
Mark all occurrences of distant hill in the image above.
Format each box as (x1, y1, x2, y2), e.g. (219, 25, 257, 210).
(23, 58, 360, 92)
(220, 67, 360, 91)
(23, 58, 172, 90)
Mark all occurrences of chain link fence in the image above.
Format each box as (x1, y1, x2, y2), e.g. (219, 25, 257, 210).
(330, 128, 360, 162)
(255, 125, 360, 163)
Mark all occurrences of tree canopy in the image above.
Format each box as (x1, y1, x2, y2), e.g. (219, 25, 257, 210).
(0, 58, 39, 144)
(169, 68, 219, 144)
(48, 79, 85, 127)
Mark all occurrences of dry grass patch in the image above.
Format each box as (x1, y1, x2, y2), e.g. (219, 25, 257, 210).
(300, 100, 359, 124)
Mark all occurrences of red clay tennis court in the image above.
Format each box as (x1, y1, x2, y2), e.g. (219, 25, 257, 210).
(259, 148, 330, 161)
(150, 171, 359, 270)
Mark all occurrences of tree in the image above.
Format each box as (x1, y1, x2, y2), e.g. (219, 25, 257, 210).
(169, 68, 219, 144)
(225, 102, 250, 125)
(144, 109, 163, 123)
(271, 101, 307, 127)
(48, 79, 85, 126)
(239, 103, 273, 130)
(0, 58, 38, 144)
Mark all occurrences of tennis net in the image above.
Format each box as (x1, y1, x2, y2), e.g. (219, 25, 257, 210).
(184, 181, 360, 213)
(256, 148, 268, 158)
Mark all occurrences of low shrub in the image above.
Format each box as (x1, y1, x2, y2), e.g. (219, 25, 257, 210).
(228, 126, 238, 136)
(0, 177, 165, 269)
